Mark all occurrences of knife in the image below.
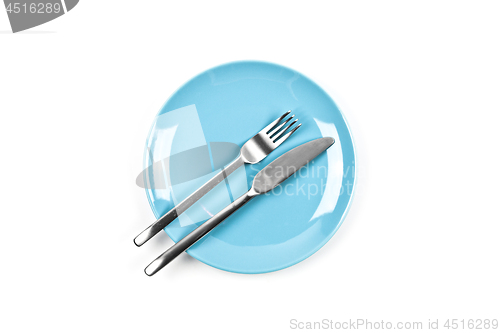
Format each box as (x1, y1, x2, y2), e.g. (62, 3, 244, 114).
(144, 137, 335, 276)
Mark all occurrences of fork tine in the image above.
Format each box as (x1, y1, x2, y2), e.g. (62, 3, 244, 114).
(269, 114, 295, 137)
(273, 123, 301, 146)
(262, 110, 291, 133)
(273, 119, 298, 141)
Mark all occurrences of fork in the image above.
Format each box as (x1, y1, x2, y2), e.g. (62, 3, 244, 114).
(133, 110, 301, 246)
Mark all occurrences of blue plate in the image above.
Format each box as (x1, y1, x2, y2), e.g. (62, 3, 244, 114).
(142, 61, 356, 273)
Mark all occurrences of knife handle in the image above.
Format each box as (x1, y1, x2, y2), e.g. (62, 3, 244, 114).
(144, 189, 257, 276)
(134, 155, 244, 247)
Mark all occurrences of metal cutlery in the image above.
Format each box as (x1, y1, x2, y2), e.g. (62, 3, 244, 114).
(144, 137, 335, 276)
(134, 110, 301, 247)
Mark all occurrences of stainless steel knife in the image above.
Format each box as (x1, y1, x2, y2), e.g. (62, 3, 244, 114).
(144, 137, 335, 276)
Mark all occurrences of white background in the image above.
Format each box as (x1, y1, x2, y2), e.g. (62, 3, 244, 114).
(1, 1, 499, 332)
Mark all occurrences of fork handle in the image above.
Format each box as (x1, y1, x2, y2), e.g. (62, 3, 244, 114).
(144, 189, 257, 276)
(134, 155, 245, 247)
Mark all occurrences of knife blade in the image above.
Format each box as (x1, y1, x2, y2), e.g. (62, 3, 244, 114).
(144, 137, 335, 275)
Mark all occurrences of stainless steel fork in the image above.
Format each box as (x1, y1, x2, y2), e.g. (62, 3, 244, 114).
(133, 110, 301, 246)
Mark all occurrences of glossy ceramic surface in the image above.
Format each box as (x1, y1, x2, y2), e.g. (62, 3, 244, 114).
(142, 61, 356, 273)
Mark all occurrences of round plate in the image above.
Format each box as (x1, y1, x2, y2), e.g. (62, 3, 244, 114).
(142, 61, 356, 273)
